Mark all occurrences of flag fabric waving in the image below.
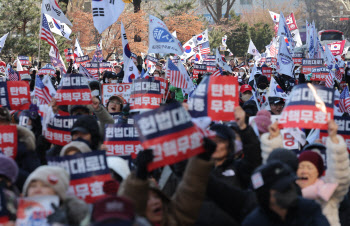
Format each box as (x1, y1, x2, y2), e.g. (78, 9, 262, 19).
(41, 0, 72, 26)
(0, 33, 9, 53)
(339, 86, 350, 113)
(34, 75, 52, 105)
(325, 71, 334, 88)
(92, 0, 125, 34)
(167, 59, 188, 89)
(212, 68, 223, 77)
(6, 65, 19, 81)
(44, 13, 72, 40)
(41, 14, 60, 59)
(74, 38, 84, 58)
(199, 41, 210, 55)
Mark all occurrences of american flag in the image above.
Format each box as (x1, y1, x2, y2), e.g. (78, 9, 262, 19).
(325, 72, 334, 88)
(7, 65, 18, 81)
(212, 67, 223, 76)
(167, 59, 188, 89)
(200, 41, 210, 54)
(34, 75, 52, 105)
(270, 43, 276, 57)
(40, 14, 60, 59)
(334, 64, 343, 82)
(339, 86, 350, 113)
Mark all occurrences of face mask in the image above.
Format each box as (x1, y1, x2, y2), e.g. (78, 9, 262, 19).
(72, 137, 91, 146)
(234, 140, 243, 153)
(258, 88, 267, 93)
(239, 72, 245, 76)
(242, 93, 252, 102)
(274, 185, 298, 209)
(111, 80, 118, 83)
(153, 74, 159, 77)
(91, 90, 100, 96)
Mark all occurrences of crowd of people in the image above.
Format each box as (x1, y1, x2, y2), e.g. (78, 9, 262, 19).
(0, 53, 349, 226)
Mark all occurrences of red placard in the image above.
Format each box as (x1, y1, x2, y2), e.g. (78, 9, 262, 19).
(207, 76, 239, 121)
(0, 125, 18, 159)
(261, 66, 272, 81)
(64, 48, 75, 62)
(7, 81, 31, 110)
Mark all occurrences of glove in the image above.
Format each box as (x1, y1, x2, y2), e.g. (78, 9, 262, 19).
(198, 137, 217, 161)
(136, 149, 154, 180)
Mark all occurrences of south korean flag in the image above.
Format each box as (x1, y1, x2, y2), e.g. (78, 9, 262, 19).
(92, 0, 125, 34)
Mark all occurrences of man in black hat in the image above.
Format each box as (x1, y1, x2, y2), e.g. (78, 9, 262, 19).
(268, 97, 285, 115)
(242, 161, 329, 226)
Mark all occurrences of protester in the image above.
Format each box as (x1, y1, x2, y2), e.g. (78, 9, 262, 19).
(268, 97, 285, 115)
(242, 161, 330, 226)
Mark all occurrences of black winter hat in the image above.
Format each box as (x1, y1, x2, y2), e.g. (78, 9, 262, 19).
(242, 100, 258, 116)
(257, 75, 268, 89)
(210, 124, 235, 154)
(71, 115, 101, 150)
(89, 81, 101, 91)
(267, 148, 299, 173)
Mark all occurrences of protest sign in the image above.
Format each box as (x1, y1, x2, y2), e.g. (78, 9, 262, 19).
(47, 152, 112, 203)
(129, 78, 161, 112)
(64, 48, 74, 62)
(134, 102, 205, 171)
(292, 52, 304, 65)
(99, 62, 113, 72)
(320, 116, 350, 153)
(279, 84, 334, 130)
(101, 83, 131, 106)
(193, 63, 207, 78)
(301, 58, 324, 74)
(154, 77, 168, 99)
(85, 62, 99, 78)
(44, 115, 79, 146)
(16, 195, 59, 226)
(0, 125, 17, 159)
(0, 81, 30, 110)
(311, 67, 331, 81)
(55, 73, 92, 105)
(104, 123, 142, 158)
(261, 65, 272, 81)
(18, 71, 30, 80)
(188, 76, 239, 121)
(18, 56, 30, 66)
(203, 61, 217, 73)
(75, 55, 90, 67)
(202, 55, 216, 61)
(37, 64, 56, 76)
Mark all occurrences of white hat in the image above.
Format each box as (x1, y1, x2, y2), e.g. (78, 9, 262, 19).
(60, 141, 92, 156)
(107, 156, 130, 180)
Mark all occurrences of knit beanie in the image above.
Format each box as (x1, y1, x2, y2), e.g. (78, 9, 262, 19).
(23, 166, 70, 200)
(298, 151, 324, 177)
(267, 148, 299, 172)
(60, 141, 92, 156)
(254, 110, 272, 133)
(0, 154, 18, 183)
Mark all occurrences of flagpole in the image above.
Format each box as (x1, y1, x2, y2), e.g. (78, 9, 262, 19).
(38, 12, 43, 64)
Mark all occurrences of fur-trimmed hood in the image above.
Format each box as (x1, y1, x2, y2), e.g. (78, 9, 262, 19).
(16, 125, 36, 151)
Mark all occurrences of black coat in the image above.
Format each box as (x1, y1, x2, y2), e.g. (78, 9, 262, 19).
(242, 197, 330, 226)
(211, 125, 262, 189)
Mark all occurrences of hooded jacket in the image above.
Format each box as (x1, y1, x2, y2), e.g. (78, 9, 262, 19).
(15, 125, 41, 191)
(242, 197, 329, 226)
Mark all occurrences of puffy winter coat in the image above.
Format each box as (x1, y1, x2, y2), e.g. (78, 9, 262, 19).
(242, 197, 329, 226)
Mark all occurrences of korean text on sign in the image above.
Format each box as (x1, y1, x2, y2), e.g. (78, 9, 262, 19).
(104, 123, 142, 157)
(47, 152, 112, 203)
(279, 84, 334, 130)
(134, 102, 205, 171)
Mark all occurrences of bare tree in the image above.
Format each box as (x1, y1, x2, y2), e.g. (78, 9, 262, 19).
(201, 0, 236, 24)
